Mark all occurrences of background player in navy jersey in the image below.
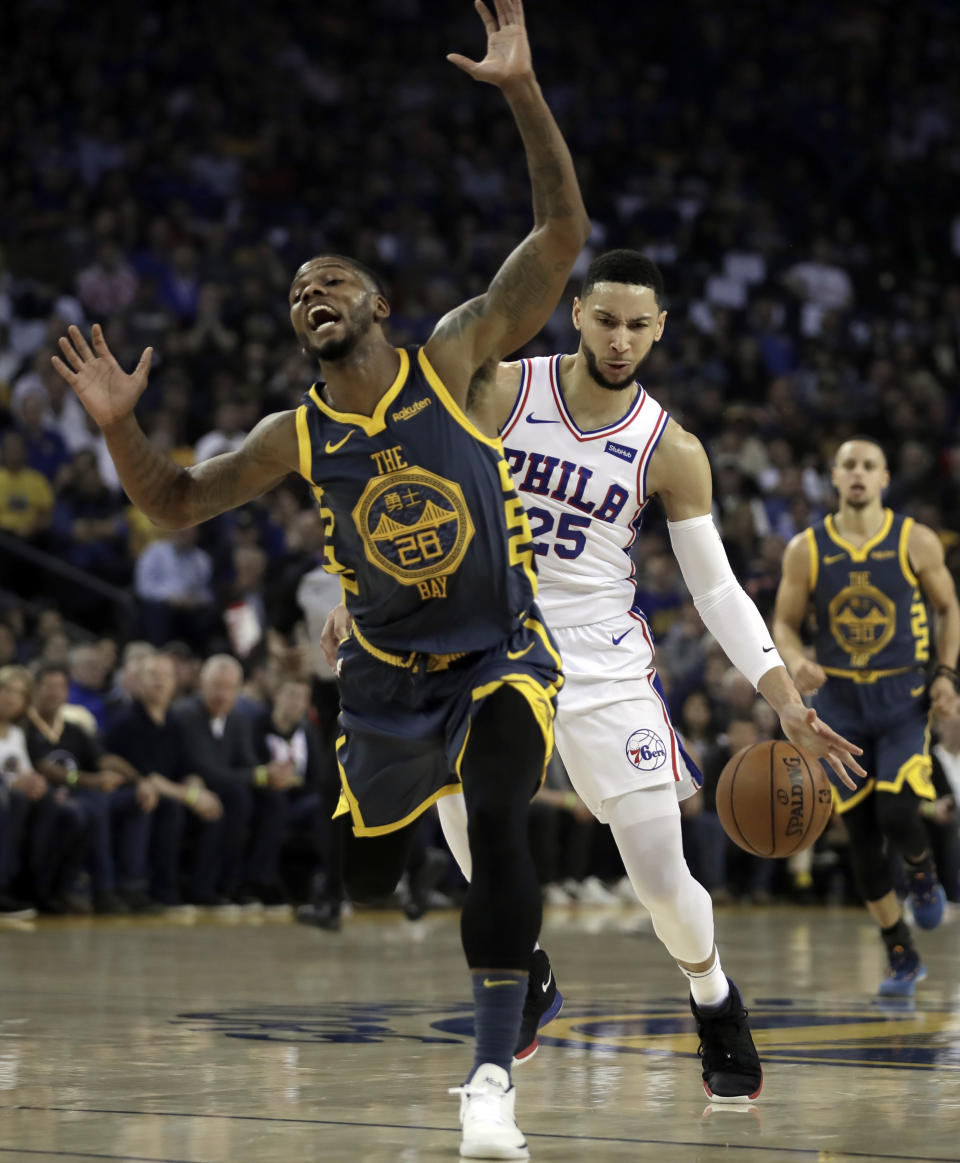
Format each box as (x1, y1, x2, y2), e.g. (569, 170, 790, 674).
(52, 2, 590, 1157)
(326, 249, 866, 1102)
(774, 438, 960, 996)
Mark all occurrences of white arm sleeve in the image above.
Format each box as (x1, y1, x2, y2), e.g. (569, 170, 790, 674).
(667, 514, 784, 689)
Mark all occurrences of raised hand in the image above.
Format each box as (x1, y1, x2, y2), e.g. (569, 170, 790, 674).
(447, 0, 532, 88)
(51, 323, 153, 430)
(778, 703, 866, 791)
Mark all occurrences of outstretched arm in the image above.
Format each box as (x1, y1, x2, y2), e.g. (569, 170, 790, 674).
(424, 0, 590, 402)
(648, 422, 864, 787)
(52, 324, 299, 529)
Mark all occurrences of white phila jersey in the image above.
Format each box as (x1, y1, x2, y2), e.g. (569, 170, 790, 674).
(501, 354, 668, 629)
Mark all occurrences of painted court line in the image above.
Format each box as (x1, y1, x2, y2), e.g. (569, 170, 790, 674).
(0, 1149, 203, 1163)
(5, 1105, 960, 1163)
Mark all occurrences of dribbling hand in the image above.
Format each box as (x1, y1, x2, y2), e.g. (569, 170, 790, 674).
(777, 703, 865, 791)
(447, 0, 533, 88)
(51, 323, 153, 430)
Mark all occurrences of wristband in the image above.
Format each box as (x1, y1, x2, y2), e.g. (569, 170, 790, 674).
(919, 800, 936, 820)
(254, 765, 269, 788)
(562, 792, 578, 811)
(65, 768, 79, 787)
(185, 786, 201, 806)
(930, 664, 960, 692)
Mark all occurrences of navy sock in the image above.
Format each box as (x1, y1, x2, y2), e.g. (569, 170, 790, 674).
(469, 970, 527, 1079)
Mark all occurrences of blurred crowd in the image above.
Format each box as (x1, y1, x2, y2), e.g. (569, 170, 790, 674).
(1, 0, 960, 914)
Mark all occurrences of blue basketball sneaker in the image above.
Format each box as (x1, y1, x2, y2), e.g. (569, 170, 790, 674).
(908, 869, 946, 930)
(877, 944, 927, 997)
(513, 949, 563, 1064)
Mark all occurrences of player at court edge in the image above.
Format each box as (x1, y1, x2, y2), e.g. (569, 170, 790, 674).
(323, 249, 867, 1102)
(774, 438, 960, 996)
(51, 2, 591, 1158)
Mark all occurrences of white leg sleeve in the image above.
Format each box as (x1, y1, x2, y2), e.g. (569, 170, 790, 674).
(437, 792, 472, 883)
(605, 784, 715, 965)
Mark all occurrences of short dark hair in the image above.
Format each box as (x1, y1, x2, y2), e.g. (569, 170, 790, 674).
(33, 662, 70, 685)
(581, 249, 665, 305)
(317, 254, 389, 298)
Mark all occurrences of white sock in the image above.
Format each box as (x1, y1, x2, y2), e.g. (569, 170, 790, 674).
(682, 951, 729, 1009)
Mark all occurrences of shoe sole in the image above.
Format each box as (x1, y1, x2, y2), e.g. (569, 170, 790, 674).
(878, 964, 928, 997)
(913, 893, 946, 931)
(703, 1073, 763, 1104)
(513, 990, 563, 1065)
(460, 1143, 529, 1160)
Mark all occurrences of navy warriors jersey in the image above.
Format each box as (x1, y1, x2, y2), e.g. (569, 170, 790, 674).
(807, 509, 930, 679)
(296, 346, 538, 655)
(500, 354, 669, 627)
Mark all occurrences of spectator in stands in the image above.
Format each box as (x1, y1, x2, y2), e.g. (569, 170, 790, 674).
(0, 429, 54, 540)
(14, 384, 70, 485)
(76, 242, 138, 317)
(133, 527, 219, 650)
(173, 654, 299, 906)
(25, 662, 159, 913)
(68, 641, 111, 730)
(105, 651, 225, 909)
(193, 401, 246, 464)
(0, 666, 89, 914)
(249, 674, 331, 909)
(51, 450, 129, 582)
(103, 640, 155, 727)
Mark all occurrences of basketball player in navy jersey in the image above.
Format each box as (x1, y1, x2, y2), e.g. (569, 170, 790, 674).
(774, 438, 960, 996)
(325, 249, 866, 1101)
(52, 3, 590, 1157)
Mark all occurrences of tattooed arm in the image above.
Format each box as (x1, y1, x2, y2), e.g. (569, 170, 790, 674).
(52, 324, 300, 529)
(423, 0, 590, 410)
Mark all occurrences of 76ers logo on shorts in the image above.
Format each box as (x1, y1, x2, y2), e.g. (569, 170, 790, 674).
(626, 729, 667, 771)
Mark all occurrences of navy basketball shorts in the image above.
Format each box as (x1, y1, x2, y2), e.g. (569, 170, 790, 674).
(813, 672, 934, 814)
(333, 613, 562, 836)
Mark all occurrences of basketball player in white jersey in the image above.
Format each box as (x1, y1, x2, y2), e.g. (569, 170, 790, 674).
(323, 249, 864, 1102)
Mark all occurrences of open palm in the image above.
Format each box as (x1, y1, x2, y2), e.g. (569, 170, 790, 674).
(447, 0, 532, 87)
(52, 324, 153, 430)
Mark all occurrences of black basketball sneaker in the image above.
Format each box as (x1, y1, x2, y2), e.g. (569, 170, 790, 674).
(690, 977, 763, 1102)
(513, 948, 563, 1064)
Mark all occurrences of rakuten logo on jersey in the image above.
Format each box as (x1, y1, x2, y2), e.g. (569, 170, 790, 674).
(625, 729, 667, 771)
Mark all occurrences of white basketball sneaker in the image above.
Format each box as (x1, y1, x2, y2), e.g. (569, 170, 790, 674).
(449, 1062, 530, 1159)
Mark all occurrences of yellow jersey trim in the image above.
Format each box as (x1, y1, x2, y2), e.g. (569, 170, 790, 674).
(308, 348, 410, 436)
(821, 665, 916, 684)
(805, 526, 819, 593)
(899, 516, 918, 588)
(456, 675, 555, 792)
(824, 508, 894, 562)
(295, 404, 313, 482)
(416, 347, 502, 450)
(832, 777, 875, 814)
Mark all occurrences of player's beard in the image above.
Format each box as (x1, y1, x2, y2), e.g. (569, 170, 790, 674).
(582, 341, 645, 391)
(314, 300, 375, 362)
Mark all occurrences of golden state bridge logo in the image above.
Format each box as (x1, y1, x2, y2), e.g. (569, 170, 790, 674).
(828, 570, 896, 667)
(171, 998, 960, 1071)
(352, 467, 474, 589)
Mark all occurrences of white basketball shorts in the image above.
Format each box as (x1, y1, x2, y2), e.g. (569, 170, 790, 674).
(551, 609, 702, 822)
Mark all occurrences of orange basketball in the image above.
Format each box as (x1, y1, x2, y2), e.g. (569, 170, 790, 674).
(715, 740, 833, 858)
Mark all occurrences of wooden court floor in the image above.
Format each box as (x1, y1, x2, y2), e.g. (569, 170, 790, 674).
(1, 902, 959, 1163)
